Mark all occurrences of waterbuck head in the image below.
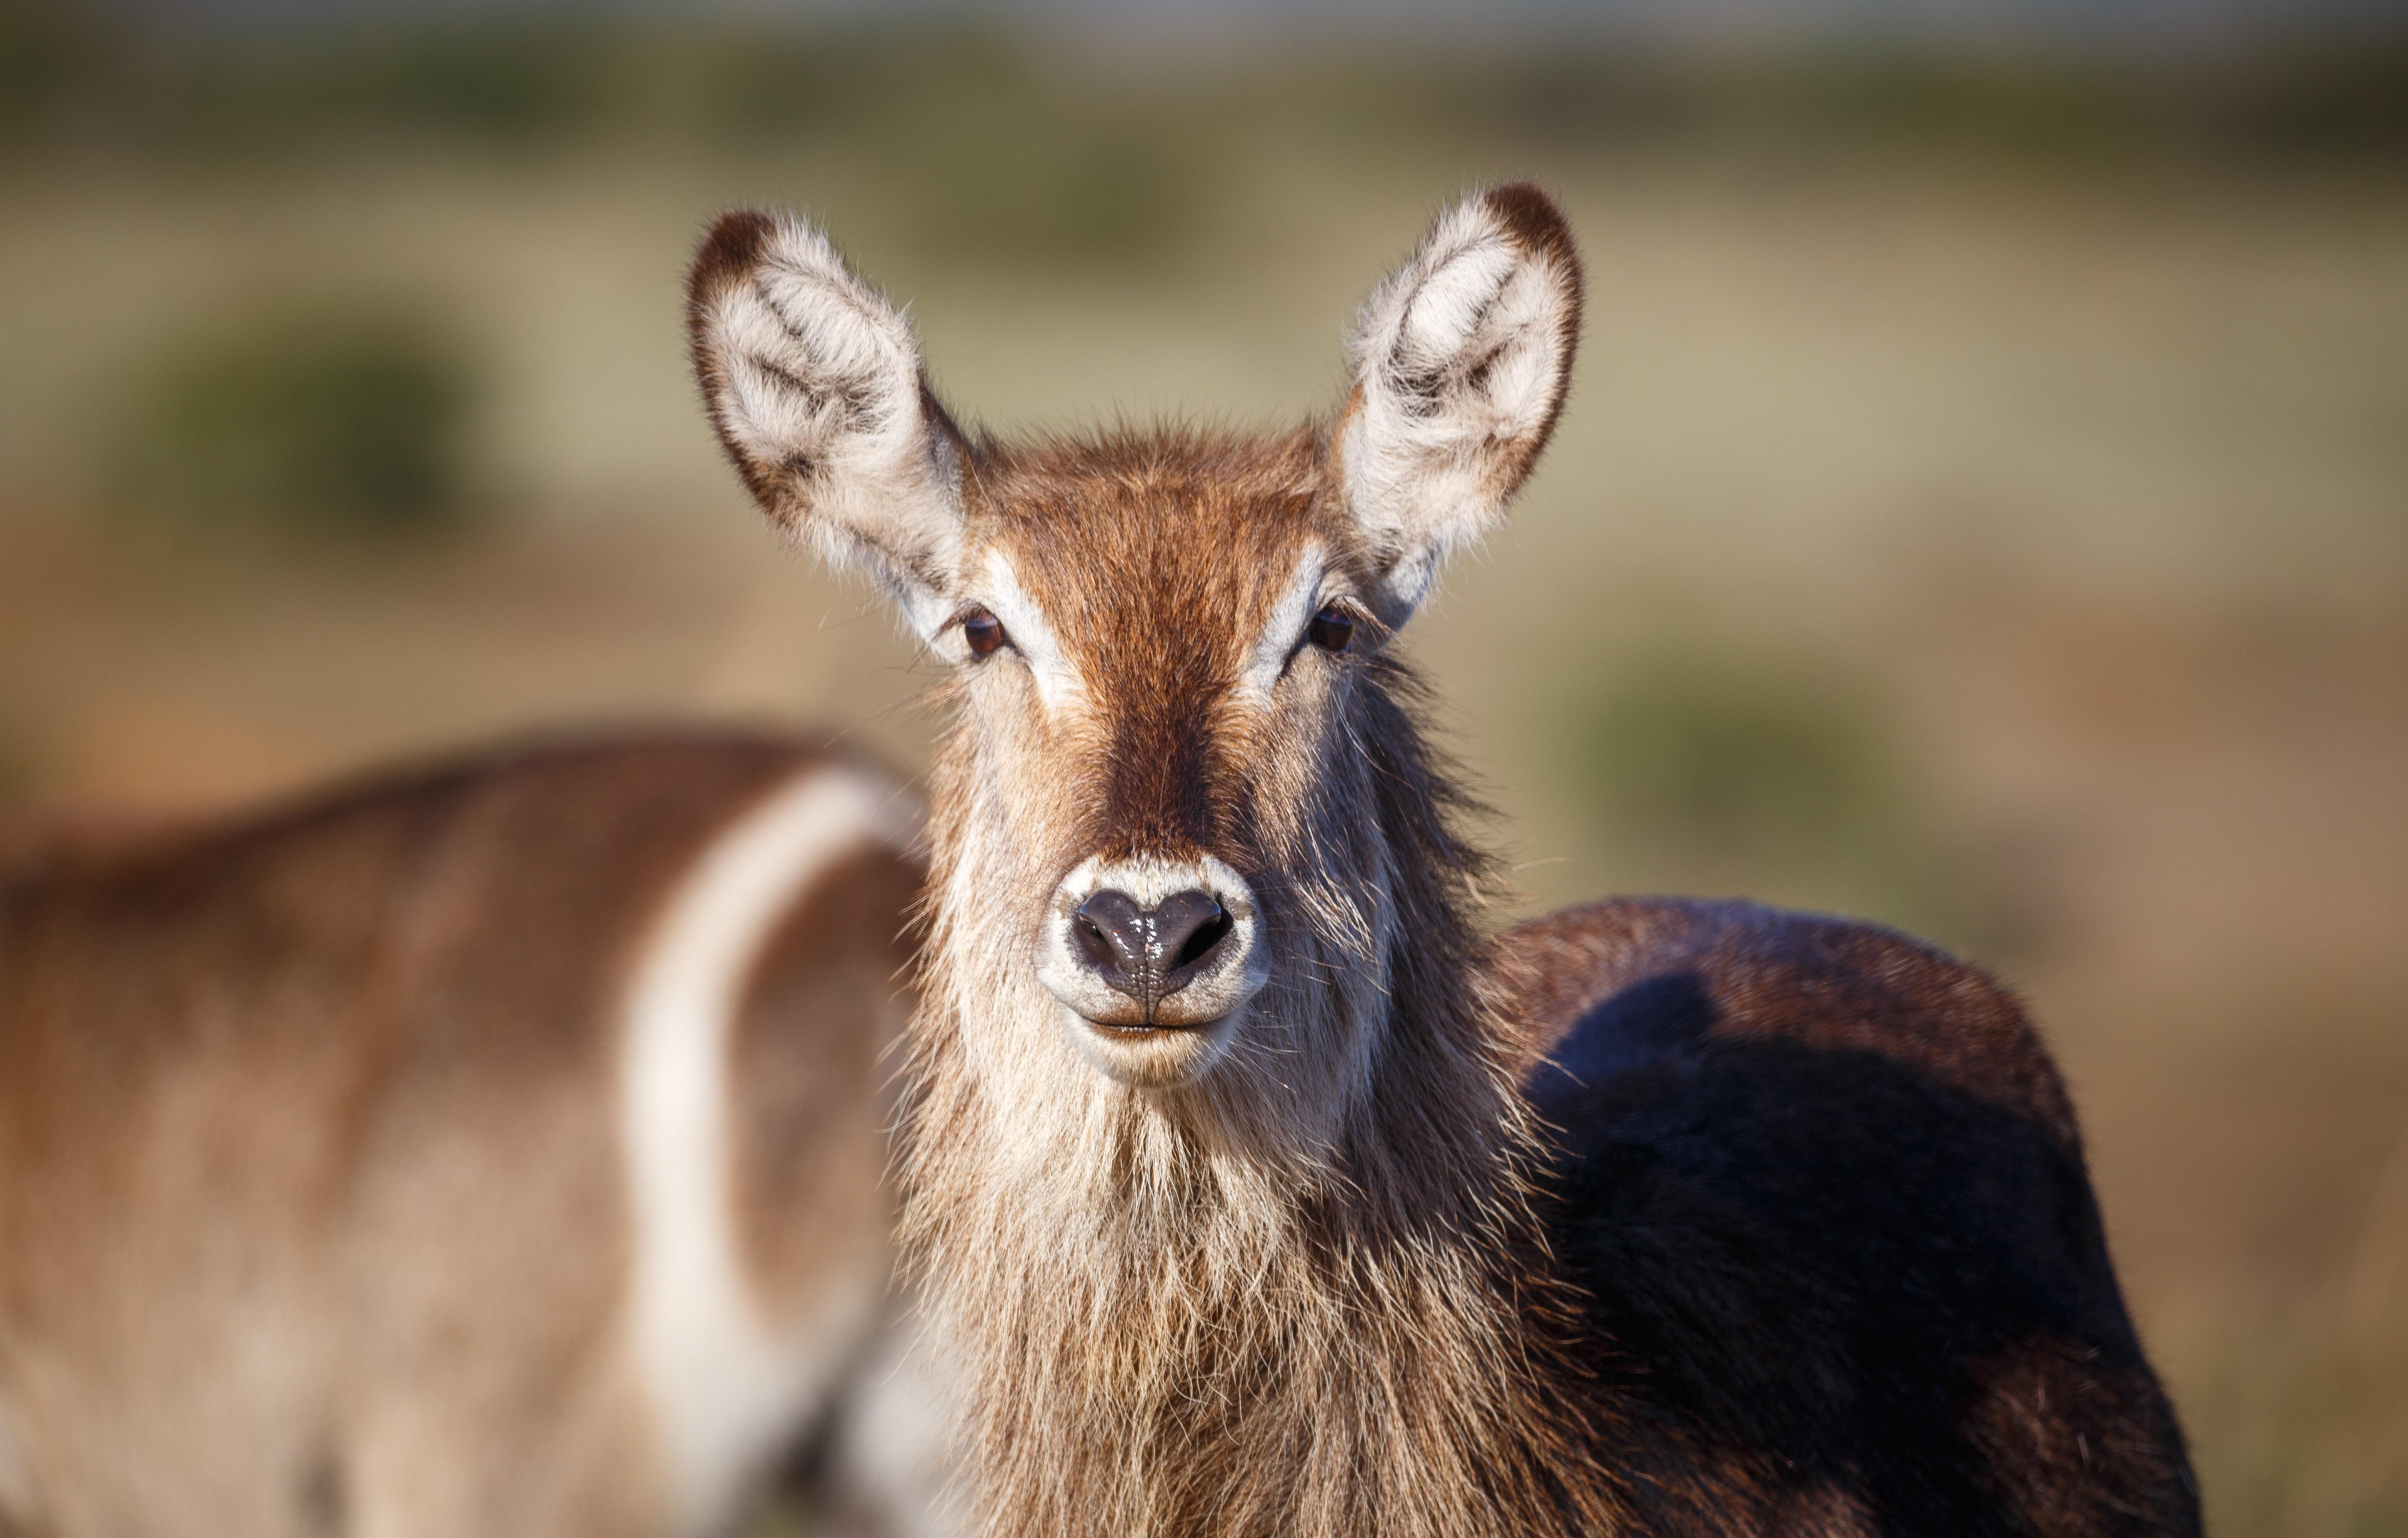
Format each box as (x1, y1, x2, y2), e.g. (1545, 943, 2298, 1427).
(688, 186, 1579, 1142)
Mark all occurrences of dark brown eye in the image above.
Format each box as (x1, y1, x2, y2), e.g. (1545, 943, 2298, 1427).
(962, 609, 1008, 658)
(1306, 605, 1355, 653)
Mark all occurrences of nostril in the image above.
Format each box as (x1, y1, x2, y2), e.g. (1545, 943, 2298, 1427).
(1147, 891, 1230, 990)
(1173, 907, 1233, 971)
(1072, 911, 1118, 971)
(1072, 890, 1149, 985)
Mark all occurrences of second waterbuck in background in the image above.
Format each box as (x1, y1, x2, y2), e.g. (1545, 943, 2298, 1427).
(689, 184, 2202, 1537)
(0, 734, 954, 1538)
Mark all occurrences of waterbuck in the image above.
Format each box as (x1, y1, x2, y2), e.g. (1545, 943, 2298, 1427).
(0, 732, 957, 1538)
(686, 186, 2202, 1536)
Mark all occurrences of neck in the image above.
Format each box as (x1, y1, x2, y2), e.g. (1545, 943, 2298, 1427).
(899, 666, 1623, 1538)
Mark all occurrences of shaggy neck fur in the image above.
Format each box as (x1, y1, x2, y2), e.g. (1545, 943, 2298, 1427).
(900, 654, 1622, 1538)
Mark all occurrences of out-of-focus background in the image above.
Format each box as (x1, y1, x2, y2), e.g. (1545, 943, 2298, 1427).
(2, 0, 2403, 1530)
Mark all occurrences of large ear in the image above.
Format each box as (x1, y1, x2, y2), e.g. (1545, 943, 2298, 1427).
(687, 209, 967, 639)
(1334, 183, 1583, 623)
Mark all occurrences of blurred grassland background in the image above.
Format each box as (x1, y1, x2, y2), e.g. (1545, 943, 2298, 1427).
(2, 0, 2405, 1531)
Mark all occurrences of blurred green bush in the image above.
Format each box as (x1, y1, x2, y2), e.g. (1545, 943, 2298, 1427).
(102, 304, 480, 545)
(0, 0, 100, 132)
(1555, 649, 1991, 947)
(1573, 658, 1890, 856)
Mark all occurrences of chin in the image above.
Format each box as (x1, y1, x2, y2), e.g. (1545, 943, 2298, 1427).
(1063, 1006, 1241, 1089)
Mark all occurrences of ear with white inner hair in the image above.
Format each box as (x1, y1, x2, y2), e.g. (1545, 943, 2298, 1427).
(687, 209, 969, 640)
(1334, 182, 1584, 625)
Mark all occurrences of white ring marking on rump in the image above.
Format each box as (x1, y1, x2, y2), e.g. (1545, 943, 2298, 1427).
(619, 763, 918, 1535)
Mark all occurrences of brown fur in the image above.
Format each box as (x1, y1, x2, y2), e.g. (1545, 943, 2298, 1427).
(894, 472, 2197, 1531)
(1502, 898, 2081, 1143)
(1505, 899, 2197, 1532)
(684, 184, 2200, 1537)
(731, 844, 921, 1314)
(902, 508, 1609, 1534)
(0, 731, 927, 1538)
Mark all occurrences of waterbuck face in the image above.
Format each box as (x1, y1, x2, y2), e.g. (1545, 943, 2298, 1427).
(689, 187, 1581, 1094)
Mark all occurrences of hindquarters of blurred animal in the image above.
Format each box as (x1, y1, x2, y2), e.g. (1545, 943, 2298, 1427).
(0, 730, 962, 1538)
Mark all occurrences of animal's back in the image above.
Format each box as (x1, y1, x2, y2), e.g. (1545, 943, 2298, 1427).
(1503, 897, 2202, 1536)
(0, 731, 930, 1538)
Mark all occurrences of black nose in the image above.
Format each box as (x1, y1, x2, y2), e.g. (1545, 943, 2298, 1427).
(1071, 888, 1235, 1018)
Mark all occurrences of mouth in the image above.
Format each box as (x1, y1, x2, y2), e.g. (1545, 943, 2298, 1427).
(1060, 1006, 1244, 1089)
(1061, 984, 1245, 1033)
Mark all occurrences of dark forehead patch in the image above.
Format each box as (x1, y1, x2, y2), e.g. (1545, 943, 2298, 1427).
(969, 427, 1340, 681)
(964, 427, 1346, 859)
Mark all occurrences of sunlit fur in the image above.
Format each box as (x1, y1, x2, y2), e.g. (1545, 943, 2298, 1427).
(1338, 182, 1583, 619)
(687, 209, 967, 639)
(886, 428, 1620, 1538)
(687, 193, 1604, 1531)
(688, 185, 2199, 1538)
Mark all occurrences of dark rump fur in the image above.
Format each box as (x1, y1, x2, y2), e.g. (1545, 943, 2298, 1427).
(1508, 900, 2201, 1534)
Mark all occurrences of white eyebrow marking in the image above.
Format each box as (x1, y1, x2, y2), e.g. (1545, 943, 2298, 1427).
(1236, 543, 1328, 705)
(970, 545, 1084, 712)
